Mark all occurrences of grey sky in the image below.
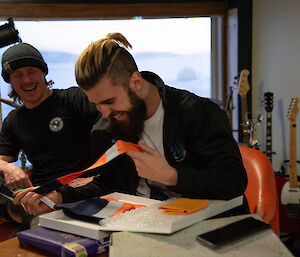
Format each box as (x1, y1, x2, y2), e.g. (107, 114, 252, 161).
(13, 17, 210, 55)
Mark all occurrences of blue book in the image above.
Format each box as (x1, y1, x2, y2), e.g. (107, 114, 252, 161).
(17, 226, 109, 257)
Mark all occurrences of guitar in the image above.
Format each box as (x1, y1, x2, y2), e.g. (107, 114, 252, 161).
(237, 69, 250, 146)
(276, 98, 300, 233)
(224, 86, 233, 118)
(264, 92, 274, 164)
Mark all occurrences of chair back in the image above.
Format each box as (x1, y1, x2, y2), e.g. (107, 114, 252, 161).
(239, 145, 280, 236)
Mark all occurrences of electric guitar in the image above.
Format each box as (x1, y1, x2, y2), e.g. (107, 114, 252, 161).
(264, 92, 274, 164)
(276, 98, 300, 233)
(237, 69, 250, 146)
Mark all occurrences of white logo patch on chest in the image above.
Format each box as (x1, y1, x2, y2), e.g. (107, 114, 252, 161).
(49, 117, 64, 132)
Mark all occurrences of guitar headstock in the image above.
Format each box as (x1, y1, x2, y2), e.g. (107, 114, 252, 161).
(264, 92, 274, 113)
(288, 98, 299, 123)
(238, 69, 250, 96)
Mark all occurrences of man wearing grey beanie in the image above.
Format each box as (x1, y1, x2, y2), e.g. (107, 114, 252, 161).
(0, 42, 100, 231)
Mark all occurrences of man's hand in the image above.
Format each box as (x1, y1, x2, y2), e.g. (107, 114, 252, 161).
(68, 177, 94, 188)
(3, 163, 32, 188)
(13, 187, 62, 216)
(127, 141, 178, 186)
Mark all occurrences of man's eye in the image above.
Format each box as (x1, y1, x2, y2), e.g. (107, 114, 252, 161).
(104, 99, 115, 105)
(11, 74, 21, 79)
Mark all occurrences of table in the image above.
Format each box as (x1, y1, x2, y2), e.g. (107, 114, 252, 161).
(0, 237, 108, 257)
(109, 214, 294, 257)
(0, 215, 294, 257)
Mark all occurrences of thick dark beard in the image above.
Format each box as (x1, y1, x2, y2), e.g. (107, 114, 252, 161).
(106, 89, 146, 142)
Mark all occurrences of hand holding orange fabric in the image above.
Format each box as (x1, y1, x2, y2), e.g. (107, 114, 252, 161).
(127, 141, 178, 186)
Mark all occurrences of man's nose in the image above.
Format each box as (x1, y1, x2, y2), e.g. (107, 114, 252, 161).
(96, 105, 111, 118)
(23, 75, 31, 84)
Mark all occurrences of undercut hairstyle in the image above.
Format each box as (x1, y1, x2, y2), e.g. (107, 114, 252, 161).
(75, 32, 138, 90)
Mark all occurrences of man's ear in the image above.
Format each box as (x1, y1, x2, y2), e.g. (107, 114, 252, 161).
(129, 72, 143, 93)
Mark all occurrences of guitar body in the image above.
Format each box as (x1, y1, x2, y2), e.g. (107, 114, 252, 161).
(281, 181, 300, 204)
(276, 176, 300, 233)
(276, 98, 300, 234)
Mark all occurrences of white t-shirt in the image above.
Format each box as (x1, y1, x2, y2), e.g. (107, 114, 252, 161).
(136, 101, 181, 199)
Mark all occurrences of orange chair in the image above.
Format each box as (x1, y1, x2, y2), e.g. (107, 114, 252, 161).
(239, 145, 280, 236)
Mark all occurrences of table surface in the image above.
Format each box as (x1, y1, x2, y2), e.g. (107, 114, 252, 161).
(109, 214, 294, 257)
(0, 214, 294, 257)
(0, 237, 108, 257)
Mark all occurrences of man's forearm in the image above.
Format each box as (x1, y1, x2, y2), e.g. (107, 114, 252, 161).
(0, 156, 32, 188)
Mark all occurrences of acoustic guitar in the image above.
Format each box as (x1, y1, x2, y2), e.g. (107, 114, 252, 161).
(276, 98, 300, 233)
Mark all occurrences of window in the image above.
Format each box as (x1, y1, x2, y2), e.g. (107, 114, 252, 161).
(0, 18, 211, 119)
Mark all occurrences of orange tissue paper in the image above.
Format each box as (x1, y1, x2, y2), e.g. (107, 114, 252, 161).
(158, 198, 209, 215)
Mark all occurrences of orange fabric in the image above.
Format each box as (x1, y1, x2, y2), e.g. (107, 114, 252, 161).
(102, 197, 145, 217)
(158, 198, 209, 215)
(57, 140, 141, 185)
(84, 153, 107, 171)
(116, 140, 142, 154)
(110, 202, 139, 217)
(239, 145, 280, 236)
(57, 152, 107, 184)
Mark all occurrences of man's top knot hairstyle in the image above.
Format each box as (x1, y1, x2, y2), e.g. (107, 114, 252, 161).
(75, 32, 138, 90)
(105, 32, 132, 49)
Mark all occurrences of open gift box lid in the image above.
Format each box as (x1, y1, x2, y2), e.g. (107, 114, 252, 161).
(39, 192, 243, 238)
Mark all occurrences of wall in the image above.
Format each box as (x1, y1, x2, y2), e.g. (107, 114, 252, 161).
(252, 0, 300, 172)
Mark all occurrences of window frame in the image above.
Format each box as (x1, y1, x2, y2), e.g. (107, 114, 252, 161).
(0, 1, 227, 105)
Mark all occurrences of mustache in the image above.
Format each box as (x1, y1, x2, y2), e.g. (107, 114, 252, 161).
(109, 111, 127, 120)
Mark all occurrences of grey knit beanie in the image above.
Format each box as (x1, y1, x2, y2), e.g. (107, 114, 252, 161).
(1, 43, 48, 83)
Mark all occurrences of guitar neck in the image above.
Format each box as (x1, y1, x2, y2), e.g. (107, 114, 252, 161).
(241, 95, 249, 145)
(290, 121, 298, 188)
(266, 112, 272, 164)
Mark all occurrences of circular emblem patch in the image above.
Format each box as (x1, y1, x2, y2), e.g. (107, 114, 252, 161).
(49, 117, 64, 132)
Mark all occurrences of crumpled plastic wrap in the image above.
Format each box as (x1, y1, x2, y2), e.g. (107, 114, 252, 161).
(99, 199, 183, 229)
